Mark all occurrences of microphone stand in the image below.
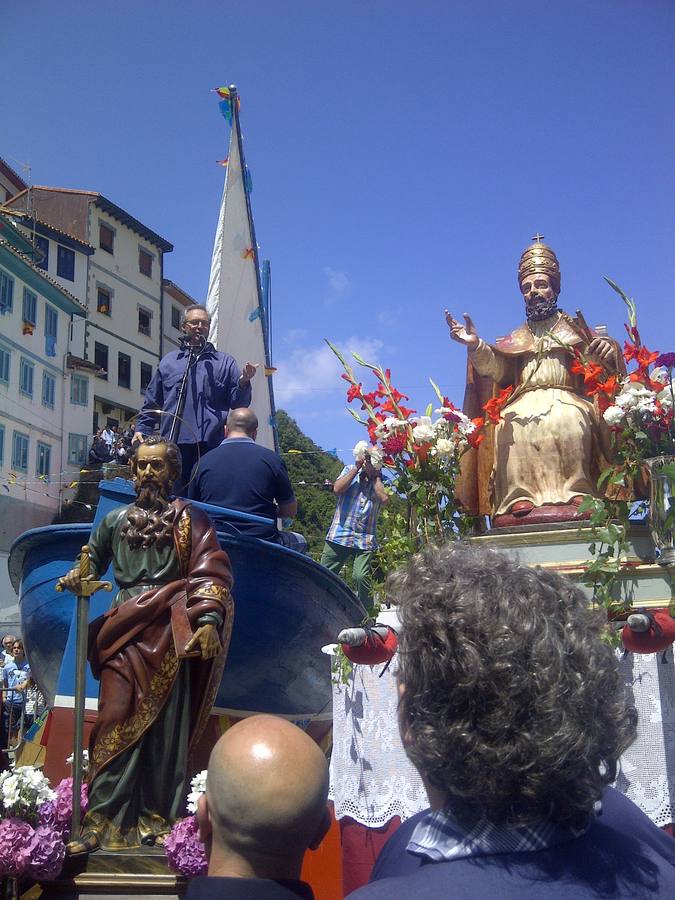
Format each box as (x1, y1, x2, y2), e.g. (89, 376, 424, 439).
(168, 334, 206, 445)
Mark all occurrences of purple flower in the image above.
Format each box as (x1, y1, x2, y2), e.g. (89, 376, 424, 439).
(38, 799, 59, 831)
(0, 818, 34, 876)
(654, 353, 675, 368)
(27, 825, 65, 880)
(164, 815, 207, 877)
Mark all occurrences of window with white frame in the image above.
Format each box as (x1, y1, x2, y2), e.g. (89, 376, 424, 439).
(70, 374, 88, 406)
(12, 431, 29, 472)
(42, 371, 56, 409)
(0, 270, 14, 314)
(19, 358, 34, 397)
(138, 307, 152, 337)
(68, 433, 88, 466)
(22, 288, 37, 325)
(36, 441, 51, 479)
(0, 346, 9, 386)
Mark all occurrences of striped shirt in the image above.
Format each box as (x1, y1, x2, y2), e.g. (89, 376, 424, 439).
(408, 806, 592, 862)
(326, 466, 383, 551)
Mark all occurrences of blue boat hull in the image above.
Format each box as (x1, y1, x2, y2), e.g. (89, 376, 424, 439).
(8, 485, 364, 719)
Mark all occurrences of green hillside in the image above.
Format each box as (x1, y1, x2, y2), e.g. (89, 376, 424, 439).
(276, 410, 345, 559)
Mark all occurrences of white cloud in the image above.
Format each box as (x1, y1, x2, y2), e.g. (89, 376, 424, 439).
(274, 335, 383, 405)
(324, 267, 351, 294)
(282, 328, 307, 344)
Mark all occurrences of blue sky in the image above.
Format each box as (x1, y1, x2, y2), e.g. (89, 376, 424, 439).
(4, 0, 674, 461)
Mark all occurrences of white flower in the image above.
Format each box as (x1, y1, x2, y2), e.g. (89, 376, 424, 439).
(411, 416, 435, 443)
(603, 405, 626, 427)
(373, 417, 407, 439)
(615, 383, 656, 411)
(650, 366, 670, 386)
(367, 448, 384, 470)
(432, 438, 456, 457)
(657, 380, 675, 410)
(186, 769, 208, 814)
(67, 749, 90, 773)
(353, 441, 369, 462)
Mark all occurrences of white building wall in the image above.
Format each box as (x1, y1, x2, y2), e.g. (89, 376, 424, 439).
(83, 206, 163, 424)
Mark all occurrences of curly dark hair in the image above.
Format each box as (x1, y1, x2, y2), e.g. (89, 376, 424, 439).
(391, 542, 636, 829)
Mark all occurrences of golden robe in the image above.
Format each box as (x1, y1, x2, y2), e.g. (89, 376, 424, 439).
(457, 312, 622, 518)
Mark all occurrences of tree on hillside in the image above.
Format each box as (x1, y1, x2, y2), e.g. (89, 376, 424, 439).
(276, 410, 344, 559)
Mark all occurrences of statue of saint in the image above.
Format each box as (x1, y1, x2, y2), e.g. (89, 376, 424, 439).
(57, 436, 234, 853)
(446, 237, 624, 526)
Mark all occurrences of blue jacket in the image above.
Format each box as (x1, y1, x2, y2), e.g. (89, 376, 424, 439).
(349, 788, 675, 898)
(136, 343, 251, 449)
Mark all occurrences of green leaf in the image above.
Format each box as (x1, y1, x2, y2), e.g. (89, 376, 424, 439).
(347, 407, 366, 423)
(603, 276, 637, 328)
(597, 468, 614, 490)
(351, 351, 381, 373)
(429, 378, 445, 403)
(425, 402, 433, 417)
(577, 496, 600, 514)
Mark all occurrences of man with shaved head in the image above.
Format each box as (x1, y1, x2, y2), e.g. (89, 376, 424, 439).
(189, 408, 306, 550)
(188, 714, 330, 899)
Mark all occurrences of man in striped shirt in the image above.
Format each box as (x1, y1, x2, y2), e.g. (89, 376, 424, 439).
(320, 452, 388, 605)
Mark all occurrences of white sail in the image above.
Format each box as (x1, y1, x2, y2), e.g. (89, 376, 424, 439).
(206, 91, 277, 450)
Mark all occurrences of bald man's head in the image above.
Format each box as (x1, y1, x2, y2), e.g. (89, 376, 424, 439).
(226, 407, 258, 437)
(201, 715, 329, 873)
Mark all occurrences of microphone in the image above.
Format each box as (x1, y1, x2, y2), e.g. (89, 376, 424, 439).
(337, 625, 390, 646)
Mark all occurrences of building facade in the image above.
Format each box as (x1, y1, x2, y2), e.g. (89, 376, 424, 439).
(0, 215, 89, 625)
(6, 187, 173, 432)
(162, 278, 199, 353)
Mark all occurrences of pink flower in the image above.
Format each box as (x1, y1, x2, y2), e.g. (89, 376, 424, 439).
(164, 815, 207, 877)
(654, 352, 675, 368)
(0, 818, 33, 876)
(27, 825, 65, 880)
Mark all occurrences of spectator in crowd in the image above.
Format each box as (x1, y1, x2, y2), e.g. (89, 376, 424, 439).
(134, 304, 257, 495)
(350, 543, 675, 898)
(189, 409, 306, 552)
(3, 639, 31, 742)
(88, 433, 112, 466)
(320, 447, 388, 605)
(188, 714, 330, 900)
(100, 424, 115, 447)
(0, 635, 16, 666)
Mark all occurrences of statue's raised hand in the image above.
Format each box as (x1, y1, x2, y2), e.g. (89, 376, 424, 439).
(445, 311, 479, 348)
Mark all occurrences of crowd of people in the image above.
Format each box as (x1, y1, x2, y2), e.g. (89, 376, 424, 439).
(0, 633, 37, 765)
(87, 424, 135, 467)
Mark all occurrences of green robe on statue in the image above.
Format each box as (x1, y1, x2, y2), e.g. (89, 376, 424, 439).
(80, 498, 233, 850)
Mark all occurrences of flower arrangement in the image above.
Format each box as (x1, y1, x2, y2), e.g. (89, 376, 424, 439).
(327, 340, 507, 557)
(0, 766, 67, 882)
(164, 770, 208, 878)
(555, 279, 675, 618)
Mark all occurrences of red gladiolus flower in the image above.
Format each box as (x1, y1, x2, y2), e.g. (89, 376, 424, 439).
(396, 405, 416, 419)
(623, 341, 638, 364)
(571, 359, 604, 386)
(624, 323, 641, 346)
(361, 391, 380, 409)
(587, 374, 619, 399)
(413, 443, 431, 463)
(346, 383, 362, 403)
(467, 417, 486, 448)
(341, 373, 352, 383)
(635, 347, 659, 370)
(483, 386, 513, 424)
(405, 457, 417, 469)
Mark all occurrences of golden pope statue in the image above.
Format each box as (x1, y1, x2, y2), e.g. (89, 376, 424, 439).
(447, 237, 624, 526)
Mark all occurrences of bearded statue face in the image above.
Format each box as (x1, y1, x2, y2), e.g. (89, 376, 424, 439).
(519, 272, 560, 322)
(122, 443, 178, 550)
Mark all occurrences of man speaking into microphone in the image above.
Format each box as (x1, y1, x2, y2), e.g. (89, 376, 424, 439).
(134, 304, 256, 495)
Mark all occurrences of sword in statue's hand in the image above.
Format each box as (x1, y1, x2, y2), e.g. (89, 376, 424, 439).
(56, 546, 112, 843)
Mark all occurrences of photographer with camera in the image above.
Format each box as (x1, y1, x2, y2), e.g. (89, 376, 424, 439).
(320, 443, 388, 605)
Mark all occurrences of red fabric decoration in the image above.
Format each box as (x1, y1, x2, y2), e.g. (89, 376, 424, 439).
(342, 627, 398, 665)
(621, 610, 675, 654)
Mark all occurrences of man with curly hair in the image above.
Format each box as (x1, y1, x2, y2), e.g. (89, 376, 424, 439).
(349, 544, 675, 898)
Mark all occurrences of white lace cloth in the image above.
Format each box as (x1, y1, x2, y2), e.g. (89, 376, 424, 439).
(615, 648, 675, 828)
(328, 658, 429, 826)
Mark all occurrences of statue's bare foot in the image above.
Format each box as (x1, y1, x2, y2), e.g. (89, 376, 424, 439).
(510, 501, 535, 517)
(66, 831, 100, 857)
(570, 495, 586, 507)
(154, 833, 168, 847)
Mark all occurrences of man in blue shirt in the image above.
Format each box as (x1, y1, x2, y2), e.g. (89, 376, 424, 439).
(320, 451, 388, 605)
(349, 543, 675, 898)
(189, 408, 302, 547)
(134, 305, 257, 495)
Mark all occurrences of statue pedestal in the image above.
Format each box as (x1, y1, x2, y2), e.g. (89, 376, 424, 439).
(35, 848, 186, 898)
(470, 521, 672, 611)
